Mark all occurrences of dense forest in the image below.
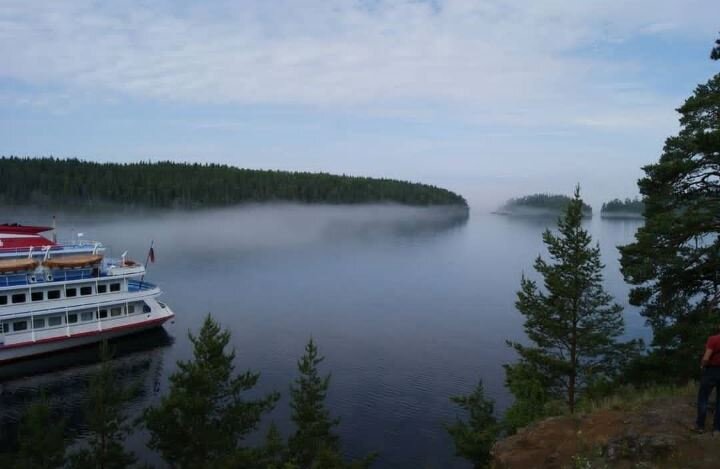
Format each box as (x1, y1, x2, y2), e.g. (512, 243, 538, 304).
(601, 198, 644, 217)
(0, 157, 467, 208)
(497, 193, 592, 216)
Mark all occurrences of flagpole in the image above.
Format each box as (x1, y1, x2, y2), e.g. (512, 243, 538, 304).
(139, 239, 154, 288)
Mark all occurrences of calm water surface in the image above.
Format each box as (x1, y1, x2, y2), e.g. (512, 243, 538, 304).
(0, 205, 645, 468)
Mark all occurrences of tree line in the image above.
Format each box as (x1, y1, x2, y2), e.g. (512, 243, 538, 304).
(0, 157, 467, 208)
(600, 198, 644, 215)
(500, 193, 592, 215)
(445, 35, 720, 468)
(1, 317, 376, 469)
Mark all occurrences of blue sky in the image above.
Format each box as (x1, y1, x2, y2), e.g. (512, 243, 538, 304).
(1, 0, 718, 208)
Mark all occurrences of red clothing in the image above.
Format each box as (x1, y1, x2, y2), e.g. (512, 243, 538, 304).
(706, 334, 720, 367)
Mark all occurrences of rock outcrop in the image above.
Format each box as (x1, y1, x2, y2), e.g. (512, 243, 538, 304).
(492, 393, 720, 468)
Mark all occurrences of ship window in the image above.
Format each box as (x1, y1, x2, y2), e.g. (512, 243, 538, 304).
(0, 295, 6, 305)
(47, 290, 61, 300)
(33, 318, 45, 329)
(97, 284, 107, 294)
(128, 304, 135, 314)
(31, 291, 44, 302)
(13, 320, 27, 331)
(110, 307, 122, 317)
(66, 288, 77, 298)
(81, 311, 94, 322)
(48, 316, 62, 327)
(12, 293, 26, 304)
(80, 286, 92, 296)
(67, 313, 78, 324)
(110, 283, 121, 292)
(2, 323, 8, 333)
(143, 303, 151, 313)
(98, 309, 108, 319)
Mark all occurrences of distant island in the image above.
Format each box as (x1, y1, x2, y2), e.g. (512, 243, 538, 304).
(600, 198, 644, 219)
(494, 193, 592, 217)
(0, 157, 468, 209)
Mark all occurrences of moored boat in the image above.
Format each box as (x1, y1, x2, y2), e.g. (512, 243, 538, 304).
(0, 224, 174, 364)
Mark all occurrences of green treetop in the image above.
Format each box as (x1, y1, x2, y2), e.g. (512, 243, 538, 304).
(9, 398, 66, 469)
(509, 187, 640, 413)
(620, 39, 720, 381)
(445, 380, 499, 469)
(288, 338, 375, 468)
(67, 342, 137, 469)
(143, 314, 279, 468)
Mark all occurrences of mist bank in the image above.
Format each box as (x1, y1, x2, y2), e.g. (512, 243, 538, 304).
(0, 157, 467, 209)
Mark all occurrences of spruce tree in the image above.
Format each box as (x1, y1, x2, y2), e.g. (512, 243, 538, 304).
(67, 341, 136, 469)
(445, 380, 499, 468)
(288, 338, 375, 468)
(10, 397, 66, 469)
(288, 338, 341, 467)
(143, 314, 279, 468)
(620, 40, 720, 381)
(509, 187, 639, 413)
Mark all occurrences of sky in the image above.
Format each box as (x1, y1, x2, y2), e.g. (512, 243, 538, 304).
(1, 0, 718, 209)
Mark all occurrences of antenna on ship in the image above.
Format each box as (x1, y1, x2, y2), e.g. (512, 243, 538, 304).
(52, 215, 57, 243)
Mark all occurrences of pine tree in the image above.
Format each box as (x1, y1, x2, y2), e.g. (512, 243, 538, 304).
(620, 41, 720, 381)
(10, 397, 66, 469)
(67, 342, 136, 469)
(445, 380, 499, 468)
(711, 33, 720, 60)
(288, 338, 340, 467)
(143, 314, 279, 468)
(288, 338, 376, 468)
(509, 187, 640, 413)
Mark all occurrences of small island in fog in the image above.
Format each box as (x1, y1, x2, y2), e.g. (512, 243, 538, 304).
(494, 193, 593, 217)
(600, 198, 644, 219)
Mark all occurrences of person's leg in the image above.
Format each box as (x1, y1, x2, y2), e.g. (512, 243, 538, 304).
(712, 370, 720, 432)
(697, 371, 712, 430)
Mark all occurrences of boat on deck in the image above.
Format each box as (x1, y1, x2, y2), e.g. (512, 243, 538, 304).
(0, 224, 174, 364)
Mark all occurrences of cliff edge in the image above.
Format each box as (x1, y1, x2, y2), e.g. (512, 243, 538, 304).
(492, 385, 719, 468)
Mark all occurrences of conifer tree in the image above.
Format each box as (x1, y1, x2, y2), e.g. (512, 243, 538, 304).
(67, 342, 136, 469)
(288, 338, 375, 468)
(10, 397, 66, 469)
(288, 338, 341, 467)
(509, 187, 640, 413)
(620, 40, 720, 381)
(445, 380, 499, 468)
(143, 314, 279, 468)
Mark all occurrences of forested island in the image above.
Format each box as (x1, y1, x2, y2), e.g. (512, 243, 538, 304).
(600, 198, 644, 218)
(495, 193, 592, 217)
(0, 157, 467, 208)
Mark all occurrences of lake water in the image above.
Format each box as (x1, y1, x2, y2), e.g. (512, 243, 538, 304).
(0, 205, 645, 468)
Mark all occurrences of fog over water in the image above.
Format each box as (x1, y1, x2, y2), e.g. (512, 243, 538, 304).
(0, 204, 645, 468)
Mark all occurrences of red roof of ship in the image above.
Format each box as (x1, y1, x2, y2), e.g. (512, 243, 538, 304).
(0, 224, 56, 249)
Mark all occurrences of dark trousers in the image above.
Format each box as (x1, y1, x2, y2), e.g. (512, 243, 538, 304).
(697, 367, 720, 431)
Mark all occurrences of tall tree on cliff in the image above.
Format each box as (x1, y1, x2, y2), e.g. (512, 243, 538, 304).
(509, 187, 640, 413)
(620, 37, 720, 381)
(143, 314, 279, 468)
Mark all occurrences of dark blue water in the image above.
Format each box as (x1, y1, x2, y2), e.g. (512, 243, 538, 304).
(0, 205, 645, 468)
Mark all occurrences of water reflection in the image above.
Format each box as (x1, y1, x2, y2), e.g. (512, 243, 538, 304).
(0, 329, 172, 451)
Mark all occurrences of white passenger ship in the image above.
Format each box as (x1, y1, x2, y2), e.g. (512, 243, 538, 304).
(0, 224, 174, 363)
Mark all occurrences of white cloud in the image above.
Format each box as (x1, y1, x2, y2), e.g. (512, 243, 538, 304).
(0, 0, 715, 131)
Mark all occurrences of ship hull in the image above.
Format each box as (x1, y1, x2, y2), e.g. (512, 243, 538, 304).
(0, 313, 173, 364)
